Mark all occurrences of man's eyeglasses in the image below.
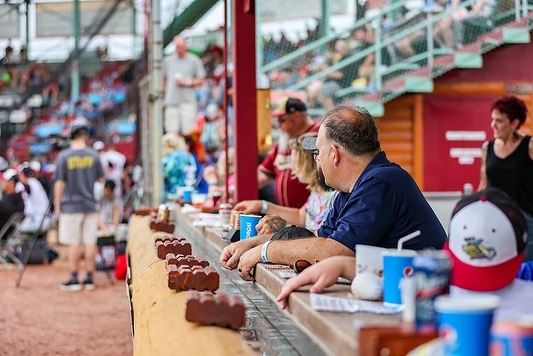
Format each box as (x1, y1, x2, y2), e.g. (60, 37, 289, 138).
(277, 116, 288, 124)
(312, 149, 320, 160)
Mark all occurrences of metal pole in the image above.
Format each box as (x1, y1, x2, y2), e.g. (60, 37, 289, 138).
(514, 0, 522, 20)
(320, 0, 330, 55)
(25, 0, 30, 58)
(232, 0, 258, 202)
(133, 1, 137, 58)
(375, 20, 382, 91)
(427, 12, 434, 70)
(223, 0, 229, 202)
(71, 0, 80, 102)
(150, 0, 164, 204)
(320, 0, 330, 38)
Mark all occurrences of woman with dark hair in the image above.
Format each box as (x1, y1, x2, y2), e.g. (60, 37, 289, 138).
(479, 95, 533, 261)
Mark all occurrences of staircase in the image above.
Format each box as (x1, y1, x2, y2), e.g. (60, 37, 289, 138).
(260, 0, 533, 117)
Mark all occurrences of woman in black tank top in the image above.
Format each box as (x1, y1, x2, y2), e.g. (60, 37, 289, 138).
(479, 95, 533, 261)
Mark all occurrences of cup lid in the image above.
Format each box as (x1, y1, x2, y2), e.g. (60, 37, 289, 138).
(383, 249, 418, 256)
(435, 294, 500, 312)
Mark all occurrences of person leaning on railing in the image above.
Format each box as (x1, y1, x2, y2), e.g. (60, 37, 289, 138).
(230, 132, 337, 235)
(220, 106, 447, 281)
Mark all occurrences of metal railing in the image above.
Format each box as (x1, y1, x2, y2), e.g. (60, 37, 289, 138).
(259, 0, 533, 112)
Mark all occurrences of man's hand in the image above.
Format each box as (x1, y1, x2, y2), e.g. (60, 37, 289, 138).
(50, 212, 60, 227)
(230, 200, 261, 227)
(220, 238, 259, 270)
(237, 246, 262, 281)
(175, 77, 192, 87)
(276, 256, 355, 309)
(257, 215, 287, 234)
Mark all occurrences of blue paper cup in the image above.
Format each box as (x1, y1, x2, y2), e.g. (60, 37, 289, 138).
(240, 214, 262, 240)
(383, 249, 417, 306)
(435, 294, 500, 356)
(181, 187, 194, 203)
(491, 320, 533, 356)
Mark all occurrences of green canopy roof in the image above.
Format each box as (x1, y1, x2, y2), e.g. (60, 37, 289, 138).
(163, 0, 219, 48)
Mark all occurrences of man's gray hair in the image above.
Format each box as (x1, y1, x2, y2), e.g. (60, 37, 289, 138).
(322, 105, 381, 156)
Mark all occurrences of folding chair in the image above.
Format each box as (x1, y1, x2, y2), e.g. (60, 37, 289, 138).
(16, 201, 52, 287)
(0, 212, 26, 272)
(96, 235, 116, 285)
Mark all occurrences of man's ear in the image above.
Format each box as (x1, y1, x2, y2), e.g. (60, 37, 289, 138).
(331, 145, 340, 166)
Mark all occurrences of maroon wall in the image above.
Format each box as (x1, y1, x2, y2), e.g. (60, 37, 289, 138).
(423, 94, 498, 191)
(423, 39, 533, 191)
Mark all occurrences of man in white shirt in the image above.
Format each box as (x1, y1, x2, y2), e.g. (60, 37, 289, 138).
(95, 142, 126, 202)
(18, 166, 50, 231)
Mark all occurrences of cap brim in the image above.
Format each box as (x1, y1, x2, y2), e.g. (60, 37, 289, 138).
(301, 137, 317, 151)
(444, 242, 523, 291)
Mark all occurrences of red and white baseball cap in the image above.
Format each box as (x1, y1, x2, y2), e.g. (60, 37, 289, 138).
(444, 187, 527, 291)
(1, 168, 18, 181)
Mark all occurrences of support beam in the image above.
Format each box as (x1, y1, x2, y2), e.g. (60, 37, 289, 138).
(71, 0, 80, 102)
(233, 0, 258, 202)
(150, 0, 164, 204)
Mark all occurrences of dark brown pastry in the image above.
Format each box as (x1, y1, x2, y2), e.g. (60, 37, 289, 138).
(149, 217, 175, 234)
(165, 254, 209, 268)
(155, 237, 191, 259)
(166, 265, 219, 292)
(185, 290, 246, 330)
(133, 207, 158, 216)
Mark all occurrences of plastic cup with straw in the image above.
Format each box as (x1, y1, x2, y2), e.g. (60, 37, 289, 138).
(382, 230, 421, 309)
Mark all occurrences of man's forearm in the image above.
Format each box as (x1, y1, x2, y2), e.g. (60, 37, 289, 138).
(53, 181, 65, 214)
(265, 237, 354, 266)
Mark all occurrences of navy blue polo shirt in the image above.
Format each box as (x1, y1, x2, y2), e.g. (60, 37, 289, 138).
(317, 152, 446, 251)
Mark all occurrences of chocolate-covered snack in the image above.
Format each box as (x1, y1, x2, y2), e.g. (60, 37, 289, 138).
(165, 253, 178, 266)
(155, 237, 191, 259)
(133, 207, 158, 216)
(166, 265, 219, 292)
(149, 217, 175, 234)
(185, 290, 246, 330)
(165, 254, 209, 268)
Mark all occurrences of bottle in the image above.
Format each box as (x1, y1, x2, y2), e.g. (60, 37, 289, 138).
(157, 204, 167, 222)
(219, 203, 232, 229)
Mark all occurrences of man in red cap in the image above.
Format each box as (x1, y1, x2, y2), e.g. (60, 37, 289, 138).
(257, 97, 319, 208)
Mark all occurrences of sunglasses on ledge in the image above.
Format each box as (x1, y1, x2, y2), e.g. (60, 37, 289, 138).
(290, 260, 316, 274)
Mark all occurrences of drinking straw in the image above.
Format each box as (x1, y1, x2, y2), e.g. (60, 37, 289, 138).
(397, 230, 421, 251)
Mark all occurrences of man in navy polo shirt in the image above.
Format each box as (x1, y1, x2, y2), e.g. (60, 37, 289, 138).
(221, 106, 446, 281)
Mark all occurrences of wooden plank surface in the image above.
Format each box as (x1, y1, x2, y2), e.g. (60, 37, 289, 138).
(127, 215, 252, 356)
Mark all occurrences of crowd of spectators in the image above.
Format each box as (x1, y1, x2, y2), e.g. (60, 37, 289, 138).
(263, 0, 512, 110)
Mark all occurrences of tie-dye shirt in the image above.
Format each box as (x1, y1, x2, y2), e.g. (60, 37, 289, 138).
(304, 190, 338, 231)
(162, 150, 197, 196)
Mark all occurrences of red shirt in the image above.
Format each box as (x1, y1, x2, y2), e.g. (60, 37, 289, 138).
(259, 122, 320, 208)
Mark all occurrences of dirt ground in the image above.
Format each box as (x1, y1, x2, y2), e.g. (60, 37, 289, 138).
(0, 244, 133, 356)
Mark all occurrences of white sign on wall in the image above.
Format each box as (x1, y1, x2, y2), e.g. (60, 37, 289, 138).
(446, 130, 486, 165)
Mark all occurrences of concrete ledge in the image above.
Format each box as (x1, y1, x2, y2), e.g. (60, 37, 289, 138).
(126, 215, 251, 356)
(175, 209, 403, 355)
